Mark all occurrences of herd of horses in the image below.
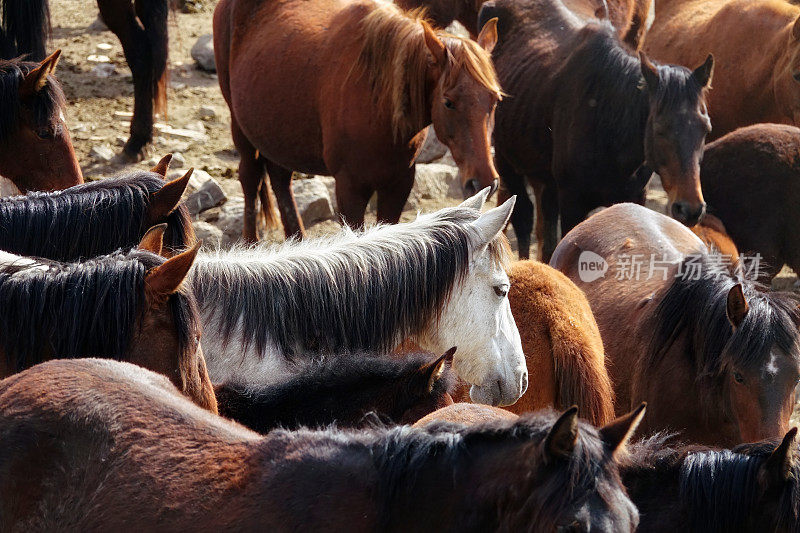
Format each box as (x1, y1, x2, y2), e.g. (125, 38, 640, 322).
(1, 0, 800, 530)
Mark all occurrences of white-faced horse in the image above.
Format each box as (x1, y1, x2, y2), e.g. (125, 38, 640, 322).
(189, 190, 527, 406)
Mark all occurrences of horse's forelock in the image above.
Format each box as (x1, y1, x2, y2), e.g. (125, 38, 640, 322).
(442, 36, 503, 99)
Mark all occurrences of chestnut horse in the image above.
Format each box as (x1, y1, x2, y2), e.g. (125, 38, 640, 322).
(690, 213, 740, 265)
(503, 260, 615, 425)
(0, 52, 81, 192)
(216, 349, 455, 431)
(551, 203, 800, 446)
(644, 0, 800, 140)
(0, 242, 217, 413)
(0, 161, 194, 261)
(624, 429, 800, 532)
(0, 359, 641, 531)
(699, 124, 800, 279)
(0, 0, 169, 158)
(214, 0, 502, 241)
(482, 0, 713, 261)
(190, 192, 528, 407)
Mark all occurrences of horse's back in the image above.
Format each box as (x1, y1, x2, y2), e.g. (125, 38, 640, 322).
(413, 402, 518, 426)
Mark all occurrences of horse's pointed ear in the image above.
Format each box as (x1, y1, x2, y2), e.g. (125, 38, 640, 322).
(471, 195, 516, 245)
(148, 168, 192, 223)
(19, 49, 61, 98)
(545, 406, 579, 460)
(638, 51, 659, 92)
(477, 17, 499, 53)
(422, 20, 448, 68)
(600, 402, 646, 456)
(459, 186, 491, 211)
(145, 241, 201, 304)
(692, 54, 714, 89)
(759, 427, 797, 490)
(726, 283, 749, 329)
(151, 154, 173, 176)
(139, 224, 167, 255)
(420, 347, 455, 393)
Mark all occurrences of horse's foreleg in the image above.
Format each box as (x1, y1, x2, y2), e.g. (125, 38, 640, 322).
(231, 119, 266, 242)
(376, 169, 414, 224)
(496, 155, 534, 259)
(535, 182, 559, 263)
(264, 160, 305, 239)
(334, 174, 372, 229)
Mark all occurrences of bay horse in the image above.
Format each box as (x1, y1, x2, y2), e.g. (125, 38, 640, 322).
(644, 0, 800, 140)
(502, 259, 615, 424)
(215, 349, 455, 431)
(699, 124, 800, 279)
(0, 51, 82, 192)
(0, 0, 169, 158)
(0, 242, 216, 413)
(690, 213, 740, 265)
(551, 203, 800, 446)
(0, 358, 641, 531)
(482, 0, 713, 261)
(0, 161, 194, 261)
(623, 429, 800, 532)
(214, 0, 502, 241)
(189, 192, 529, 407)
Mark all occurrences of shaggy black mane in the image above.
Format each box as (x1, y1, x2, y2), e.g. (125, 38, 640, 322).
(0, 57, 63, 142)
(215, 352, 454, 431)
(0, 248, 199, 371)
(0, 171, 193, 261)
(648, 253, 800, 384)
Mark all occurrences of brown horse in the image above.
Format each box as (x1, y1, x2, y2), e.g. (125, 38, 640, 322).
(644, 0, 800, 139)
(0, 51, 82, 192)
(482, 0, 713, 261)
(0, 358, 641, 531)
(414, 401, 518, 425)
(0, 0, 169, 158)
(551, 203, 800, 446)
(214, 0, 502, 241)
(504, 260, 615, 424)
(690, 213, 740, 265)
(215, 349, 455, 431)
(0, 239, 217, 413)
(699, 124, 800, 279)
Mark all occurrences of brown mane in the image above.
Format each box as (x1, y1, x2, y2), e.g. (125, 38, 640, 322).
(352, 2, 501, 139)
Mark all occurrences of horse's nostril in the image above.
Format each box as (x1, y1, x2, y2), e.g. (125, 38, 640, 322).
(463, 178, 479, 198)
(671, 202, 687, 221)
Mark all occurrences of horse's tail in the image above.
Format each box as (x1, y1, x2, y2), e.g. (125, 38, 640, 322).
(509, 261, 616, 426)
(145, 0, 170, 118)
(0, 0, 50, 61)
(621, 0, 653, 52)
(257, 161, 280, 228)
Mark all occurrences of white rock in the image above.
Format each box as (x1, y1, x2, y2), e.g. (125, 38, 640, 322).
(171, 152, 187, 169)
(89, 145, 115, 162)
(184, 120, 206, 133)
(172, 169, 227, 216)
(292, 177, 335, 226)
(96, 43, 113, 52)
(87, 54, 110, 63)
(199, 106, 217, 120)
(191, 34, 216, 72)
(200, 197, 244, 247)
(411, 163, 462, 202)
(155, 124, 208, 142)
(192, 221, 223, 248)
(91, 63, 116, 78)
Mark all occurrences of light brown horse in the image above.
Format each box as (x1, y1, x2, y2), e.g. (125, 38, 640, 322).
(504, 260, 615, 425)
(214, 0, 502, 241)
(644, 0, 800, 139)
(0, 51, 82, 192)
(551, 203, 800, 446)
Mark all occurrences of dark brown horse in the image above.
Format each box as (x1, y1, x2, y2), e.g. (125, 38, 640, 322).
(0, 241, 217, 413)
(0, 358, 641, 531)
(623, 429, 800, 532)
(699, 124, 800, 279)
(0, 0, 169, 158)
(482, 0, 712, 260)
(0, 162, 194, 261)
(552, 203, 800, 446)
(215, 349, 455, 431)
(214, 0, 502, 241)
(0, 51, 82, 192)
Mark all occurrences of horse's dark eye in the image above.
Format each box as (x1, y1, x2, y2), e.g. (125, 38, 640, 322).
(793, 72, 800, 83)
(494, 285, 508, 298)
(443, 98, 455, 110)
(733, 371, 745, 384)
(36, 129, 53, 140)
